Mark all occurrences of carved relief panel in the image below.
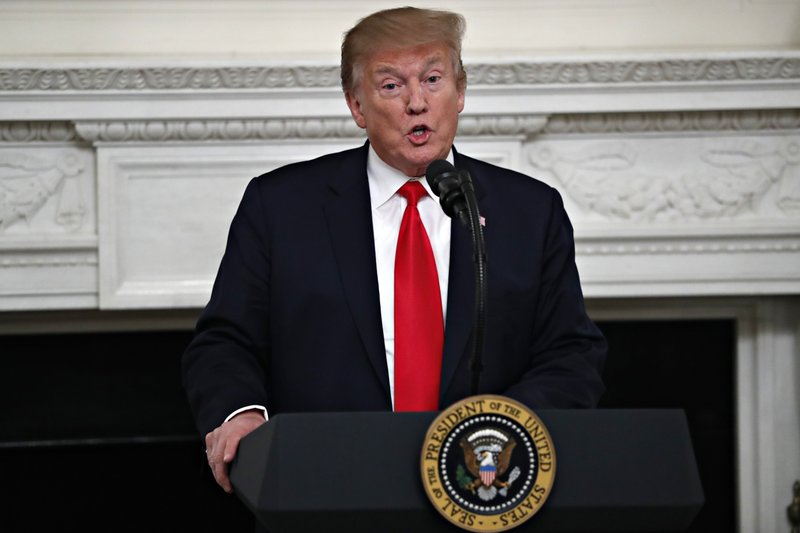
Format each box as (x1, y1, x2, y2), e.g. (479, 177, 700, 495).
(525, 111, 800, 226)
(0, 123, 94, 236)
(529, 136, 800, 224)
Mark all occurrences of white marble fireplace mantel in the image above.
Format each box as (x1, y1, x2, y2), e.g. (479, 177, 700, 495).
(0, 52, 799, 532)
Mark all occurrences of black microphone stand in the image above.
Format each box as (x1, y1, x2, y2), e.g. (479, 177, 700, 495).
(425, 160, 487, 396)
(459, 171, 487, 396)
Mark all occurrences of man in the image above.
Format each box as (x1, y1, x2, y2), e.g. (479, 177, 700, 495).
(182, 6, 606, 494)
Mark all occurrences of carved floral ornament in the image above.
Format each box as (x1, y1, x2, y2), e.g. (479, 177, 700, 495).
(0, 57, 797, 91)
(530, 139, 800, 221)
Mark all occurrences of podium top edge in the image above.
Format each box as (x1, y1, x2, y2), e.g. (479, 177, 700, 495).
(266, 408, 688, 419)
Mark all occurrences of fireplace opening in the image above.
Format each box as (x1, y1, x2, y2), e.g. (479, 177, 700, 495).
(0, 328, 254, 532)
(0, 318, 736, 531)
(597, 319, 736, 533)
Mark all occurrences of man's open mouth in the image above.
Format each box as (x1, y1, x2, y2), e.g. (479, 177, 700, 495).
(410, 125, 429, 137)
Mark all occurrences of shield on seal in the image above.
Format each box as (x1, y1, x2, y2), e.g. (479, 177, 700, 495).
(479, 462, 497, 487)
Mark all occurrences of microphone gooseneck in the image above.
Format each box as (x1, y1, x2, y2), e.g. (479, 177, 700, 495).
(425, 160, 487, 397)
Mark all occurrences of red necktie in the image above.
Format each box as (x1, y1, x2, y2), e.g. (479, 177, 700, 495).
(394, 180, 444, 411)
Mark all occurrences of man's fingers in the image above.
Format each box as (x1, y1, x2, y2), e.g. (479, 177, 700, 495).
(223, 433, 241, 463)
(216, 437, 241, 493)
(205, 429, 231, 492)
(203, 413, 265, 493)
(208, 447, 232, 492)
(214, 459, 233, 493)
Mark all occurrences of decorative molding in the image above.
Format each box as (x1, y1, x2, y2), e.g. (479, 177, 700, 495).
(542, 109, 800, 135)
(0, 66, 342, 91)
(0, 110, 792, 146)
(467, 57, 800, 85)
(73, 115, 549, 143)
(458, 115, 549, 138)
(577, 239, 800, 256)
(0, 121, 78, 142)
(0, 234, 97, 251)
(1, 56, 798, 92)
(0, 253, 97, 268)
(75, 119, 364, 143)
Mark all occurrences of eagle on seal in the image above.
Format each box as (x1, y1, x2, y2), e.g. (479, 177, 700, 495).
(459, 428, 517, 494)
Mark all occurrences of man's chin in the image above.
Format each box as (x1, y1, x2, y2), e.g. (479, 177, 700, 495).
(380, 144, 449, 177)
(406, 160, 438, 178)
(406, 148, 449, 176)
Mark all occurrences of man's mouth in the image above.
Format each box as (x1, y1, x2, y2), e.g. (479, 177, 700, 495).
(408, 125, 431, 143)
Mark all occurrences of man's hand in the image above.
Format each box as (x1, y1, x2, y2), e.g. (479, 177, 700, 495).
(204, 410, 266, 493)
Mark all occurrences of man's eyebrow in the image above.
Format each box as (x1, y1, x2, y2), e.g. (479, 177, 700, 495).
(373, 65, 400, 76)
(372, 54, 447, 77)
(421, 55, 446, 72)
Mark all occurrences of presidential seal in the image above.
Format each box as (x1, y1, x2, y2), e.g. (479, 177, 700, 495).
(420, 395, 556, 532)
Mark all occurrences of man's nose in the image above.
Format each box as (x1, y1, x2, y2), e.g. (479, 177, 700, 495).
(405, 81, 428, 114)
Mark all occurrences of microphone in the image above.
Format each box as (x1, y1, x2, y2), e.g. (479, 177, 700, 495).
(425, 159, 487, 397)
(425, 160, 469, 227)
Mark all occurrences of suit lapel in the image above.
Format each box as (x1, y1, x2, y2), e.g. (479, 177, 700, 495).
(440, 150, 489, 403)
(323, 144, 391, 401)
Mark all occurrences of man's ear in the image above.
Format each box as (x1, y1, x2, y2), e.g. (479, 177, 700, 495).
(345, 91, 367, 129)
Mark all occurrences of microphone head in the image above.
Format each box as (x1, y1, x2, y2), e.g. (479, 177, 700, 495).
(425, 159, 457, 196)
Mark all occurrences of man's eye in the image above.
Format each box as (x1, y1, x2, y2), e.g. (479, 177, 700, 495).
(427, 76, 441, 83)
(383, 83, 397, 90)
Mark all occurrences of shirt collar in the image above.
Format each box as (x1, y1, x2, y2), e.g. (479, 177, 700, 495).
(367, 144, 454, 210)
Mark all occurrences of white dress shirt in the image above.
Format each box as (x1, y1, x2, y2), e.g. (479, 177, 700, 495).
(226, 146, 452, 423)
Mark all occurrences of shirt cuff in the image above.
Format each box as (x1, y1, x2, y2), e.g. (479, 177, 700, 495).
(224, 405, 268, 423)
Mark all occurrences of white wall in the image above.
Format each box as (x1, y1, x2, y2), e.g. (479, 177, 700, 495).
(0, 0, 798, 62)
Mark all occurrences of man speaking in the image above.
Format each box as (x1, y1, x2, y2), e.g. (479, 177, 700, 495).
(182, 6, 606, 494)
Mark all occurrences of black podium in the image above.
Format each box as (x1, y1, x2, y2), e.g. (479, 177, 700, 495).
(230, 409, 704, 533)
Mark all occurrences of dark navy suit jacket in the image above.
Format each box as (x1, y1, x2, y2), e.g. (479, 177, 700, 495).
(182, 143, 606, 436)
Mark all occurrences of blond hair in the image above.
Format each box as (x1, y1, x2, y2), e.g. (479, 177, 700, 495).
(341, 6, 467, 93)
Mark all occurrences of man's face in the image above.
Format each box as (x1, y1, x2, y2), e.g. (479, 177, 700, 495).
(345, 42, 465, 178)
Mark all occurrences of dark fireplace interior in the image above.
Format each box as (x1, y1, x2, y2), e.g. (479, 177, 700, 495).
(0, 317, 735, 532)
(597, 319, 735, 533)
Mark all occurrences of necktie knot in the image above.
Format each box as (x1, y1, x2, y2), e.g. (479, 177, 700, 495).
(398, 180, 427, 207)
